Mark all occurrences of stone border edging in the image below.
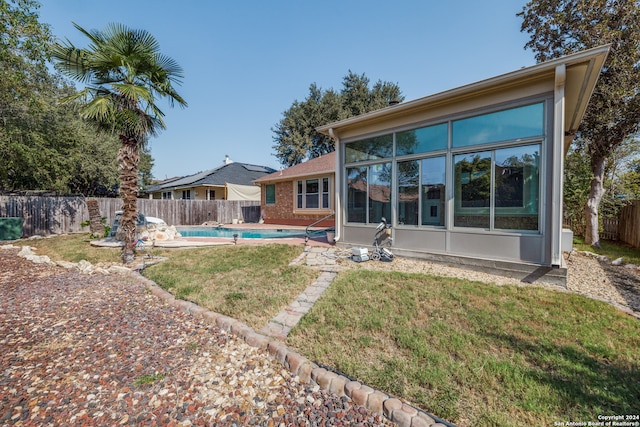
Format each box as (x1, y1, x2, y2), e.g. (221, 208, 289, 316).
(133, 271, 456, 427)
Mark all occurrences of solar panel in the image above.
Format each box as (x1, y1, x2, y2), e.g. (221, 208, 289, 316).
(243, 164, 270, 172)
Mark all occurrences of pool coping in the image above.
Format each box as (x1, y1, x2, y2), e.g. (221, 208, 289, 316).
(90, 224, 333, 248)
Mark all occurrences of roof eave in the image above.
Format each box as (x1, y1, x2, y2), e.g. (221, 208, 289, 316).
(254, 169, 335, 184)
(317, 45, 611, 136)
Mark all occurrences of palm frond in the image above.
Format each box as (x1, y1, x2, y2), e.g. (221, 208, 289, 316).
(51, 21, 187, 136)
(81, 96, 116, 122)
(50, 43, 94, 84)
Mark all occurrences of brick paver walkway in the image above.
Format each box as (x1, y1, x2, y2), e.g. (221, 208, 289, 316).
(260, 246, 340, 340)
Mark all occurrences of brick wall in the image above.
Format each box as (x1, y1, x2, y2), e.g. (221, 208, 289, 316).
(261, 181, 334, 227)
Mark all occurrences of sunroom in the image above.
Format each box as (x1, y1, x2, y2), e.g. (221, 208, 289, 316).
(317, 46, 610, 284)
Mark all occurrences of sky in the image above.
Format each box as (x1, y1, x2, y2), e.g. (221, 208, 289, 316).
(38, 1, 536, 180)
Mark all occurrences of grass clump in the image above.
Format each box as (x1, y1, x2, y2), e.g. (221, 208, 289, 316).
(142, 244, 317, 330)
(133, 373, 164, 386)
(12, 233, 123, 264)
(287, 270, 640, 427)
(572, 236, 640, 265)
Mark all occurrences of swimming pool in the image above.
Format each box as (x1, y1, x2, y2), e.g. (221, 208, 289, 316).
(177, 227, 309, 239)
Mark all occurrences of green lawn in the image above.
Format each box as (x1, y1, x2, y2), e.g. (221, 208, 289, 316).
(141, 244, 318, 330)
(11, 233, 123, 263)
(286, 270, 640, 427)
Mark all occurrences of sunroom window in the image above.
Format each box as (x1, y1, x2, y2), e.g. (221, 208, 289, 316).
(345, 134, 393, 163)
(398, 156, 446, 226)
(396, 123, 448, 156)
(454, 144, 540, 231)
(346, 163, 392, 224)
(494, 145, 540, 230)
(452, 103, 544, 148)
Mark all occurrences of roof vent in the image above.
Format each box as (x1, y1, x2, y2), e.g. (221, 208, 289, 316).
(224, 154, 233, 165)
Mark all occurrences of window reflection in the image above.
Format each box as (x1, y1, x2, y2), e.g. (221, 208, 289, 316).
(452, 103, 544, 148)
(494, 145, 539, 230)
(396, 123, 448, 156)
(369, 163, 392, 224)
(454, 152, 491, 228)
(345, 134, 393, 163)
(347, 167, 367, 223)
(421, 157, 446, 226)
(398, 160, 419, 225)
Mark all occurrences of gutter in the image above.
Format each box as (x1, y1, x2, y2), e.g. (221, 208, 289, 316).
(329, 128, 341, 243)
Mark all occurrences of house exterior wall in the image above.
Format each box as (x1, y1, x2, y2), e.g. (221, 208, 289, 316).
(260, 175, 335, 227)
(332, 72, 565, 269)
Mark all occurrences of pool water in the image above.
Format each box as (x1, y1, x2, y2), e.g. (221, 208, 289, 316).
(177, 227, 309, 239)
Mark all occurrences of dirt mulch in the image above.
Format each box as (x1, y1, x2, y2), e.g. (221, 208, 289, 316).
(0, 247, 394, 426)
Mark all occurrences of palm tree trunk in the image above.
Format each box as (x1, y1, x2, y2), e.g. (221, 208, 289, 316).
(584, 155, 606, 248)
(118, 136, 140, 263)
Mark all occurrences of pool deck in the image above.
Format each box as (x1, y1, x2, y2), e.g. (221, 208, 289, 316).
(92, 223, 334, 249)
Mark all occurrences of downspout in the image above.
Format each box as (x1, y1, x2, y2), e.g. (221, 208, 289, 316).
(329, 127, 341, 243)
(551, 64, 566, 267)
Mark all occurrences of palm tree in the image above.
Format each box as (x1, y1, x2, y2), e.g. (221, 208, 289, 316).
(52, 22, 187, 262)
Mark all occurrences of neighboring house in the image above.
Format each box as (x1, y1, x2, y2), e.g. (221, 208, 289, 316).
(145, 156, 275, 201)
(254, 152, 335, 227)
(316, 46, 610, 283)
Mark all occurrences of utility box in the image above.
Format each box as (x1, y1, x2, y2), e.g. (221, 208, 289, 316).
(561, 228, 574, 252)
(0, 217, 23, 240)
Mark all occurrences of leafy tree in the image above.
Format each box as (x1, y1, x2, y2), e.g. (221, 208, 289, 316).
(619, 156, 640, 200)
(138, 143, 155, 193)
(0, 0, 54, 190)
(0, 0, 53, 115)
(272, 71, 403, 167)
(0, 0, 127, 195)
(519, 0, 640, 247)
(598, 136, 638, 218)
(564, 136, 639, 236)
(563, 144, 592, 236)
(52, 22, 187, 262)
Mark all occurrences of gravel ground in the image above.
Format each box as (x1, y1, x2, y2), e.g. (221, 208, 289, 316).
(0, 247, 395, 426)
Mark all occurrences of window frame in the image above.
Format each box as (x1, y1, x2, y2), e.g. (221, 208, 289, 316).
(294, 176, 332, 211)
(345, 161, 393, 225)
(265, 184, 276, 205)
(342, 99, 546, 234)
(453, 143, 541, 231)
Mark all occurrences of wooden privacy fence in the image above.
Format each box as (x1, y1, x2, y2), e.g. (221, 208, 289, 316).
(619, 200, 640, 249)
(563, 216, 620, 241)
(0, 196, 261, 237)
(601, 217, 620, 241)
(562, 203, 640, 247)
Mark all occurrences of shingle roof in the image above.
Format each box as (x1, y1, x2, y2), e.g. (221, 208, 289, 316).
(254, 152, 336, 184)
(146, 162, 276, 192)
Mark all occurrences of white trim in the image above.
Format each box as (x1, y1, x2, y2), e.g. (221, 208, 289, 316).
(330, 128, 342, 242)
(551, 64, 566, 267)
